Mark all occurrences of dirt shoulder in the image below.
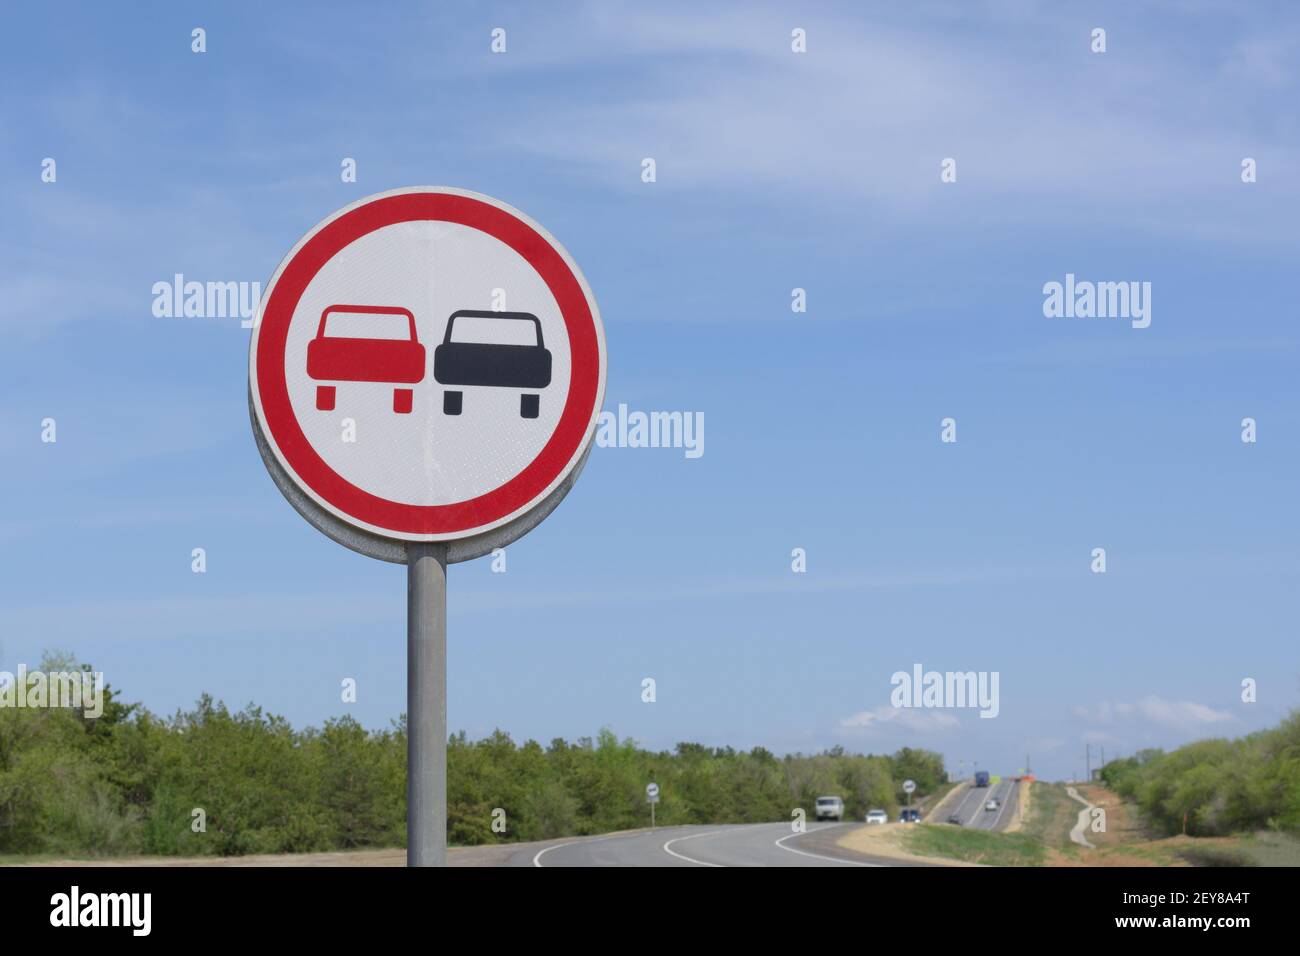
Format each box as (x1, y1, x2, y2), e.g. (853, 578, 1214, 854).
(835, 822, 983, 866)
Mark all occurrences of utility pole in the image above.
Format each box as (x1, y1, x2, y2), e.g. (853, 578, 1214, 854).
(1085, 744, 1092, 782)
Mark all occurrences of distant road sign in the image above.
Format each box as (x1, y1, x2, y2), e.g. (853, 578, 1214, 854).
(646, 783, 660, 802)
(250, 186, 607, 563)
(902, 779, 916, 794)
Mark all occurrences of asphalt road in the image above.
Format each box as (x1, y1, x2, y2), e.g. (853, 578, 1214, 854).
(519, 822, 912, 867)
(946, 777, 1019, 830)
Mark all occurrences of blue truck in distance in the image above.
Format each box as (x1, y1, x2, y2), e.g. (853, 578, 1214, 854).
(974, 771, 991, 788)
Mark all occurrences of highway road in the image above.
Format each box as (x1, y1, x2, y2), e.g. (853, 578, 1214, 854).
(945, 777, 1019, 830)
(522, 779, 1020, 865)
(518, 821, 931, 867)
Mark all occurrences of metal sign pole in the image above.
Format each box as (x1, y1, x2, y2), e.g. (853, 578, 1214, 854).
(407, 542, 448, 867)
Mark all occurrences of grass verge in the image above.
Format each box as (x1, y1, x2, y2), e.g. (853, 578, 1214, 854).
(1021, 782, 1083, 859)
(902, 824, 1046, 866)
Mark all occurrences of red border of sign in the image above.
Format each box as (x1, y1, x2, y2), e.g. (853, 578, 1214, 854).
(254, 192, 600, 537)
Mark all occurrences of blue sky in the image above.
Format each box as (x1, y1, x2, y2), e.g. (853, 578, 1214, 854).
(2, 1, 1298, 781)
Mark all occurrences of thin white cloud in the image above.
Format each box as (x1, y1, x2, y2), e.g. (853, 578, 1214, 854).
(0, 562, 1048, 644)
(1073, 695, 1234, 731)
(838, 705, 960, 733)
(495, 2, 1300, 240)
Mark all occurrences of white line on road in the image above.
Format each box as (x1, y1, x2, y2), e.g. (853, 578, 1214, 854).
(534, 829, 653, 867)
(774, 826, 881, 866)
(959, 785, 984, 826)
(533, 841, 575, 867)
(990, 781, 1014, 830)
(541, 822, 885, 867)
(662, 830, 727, 866)
(968, 780, 1009, 828)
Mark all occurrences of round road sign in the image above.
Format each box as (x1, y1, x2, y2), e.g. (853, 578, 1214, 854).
(902, 779, 916, 794)
(249, 187, 606, 563)
(646, 783, 660, 798)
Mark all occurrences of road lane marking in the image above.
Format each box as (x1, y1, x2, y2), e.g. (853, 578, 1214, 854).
(976, 781, 1005, 829)
(990, 782, 1014, 829)
(534, 828, 669, 867)
(533, 841, 576, 866)
(923, 778, 969, 823)
(539, 822, 886, 867)
(960, 786, 984, 826)
(662, 830, 727, 866)
(774, 826, 881, 866)
(969, 780, 1009, 829)
(956, 780, 982, 827)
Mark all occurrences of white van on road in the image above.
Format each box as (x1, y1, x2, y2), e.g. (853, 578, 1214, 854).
(814, 796, 845, 821)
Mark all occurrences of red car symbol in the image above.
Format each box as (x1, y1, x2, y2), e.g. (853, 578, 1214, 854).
(307, 304, 425, 414)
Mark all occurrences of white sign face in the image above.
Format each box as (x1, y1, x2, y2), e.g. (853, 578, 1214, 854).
(249, 187, 606, 544)
(902, 779, 916, 794)
(646, 783, 660, 798)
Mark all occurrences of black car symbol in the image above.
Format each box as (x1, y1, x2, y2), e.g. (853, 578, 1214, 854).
(433, 310, 552, 418)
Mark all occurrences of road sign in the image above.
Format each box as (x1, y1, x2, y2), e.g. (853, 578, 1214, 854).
(248, 187, 606, 867)
(902, 779, 916, 794)
(250, 186, 607, 564)
(646, 783, 660, 802)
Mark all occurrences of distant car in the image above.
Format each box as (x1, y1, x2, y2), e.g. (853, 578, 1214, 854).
(947, 813, 964, 826)
(865, 809, 888, 825)
(814, 796, 844, 822)
(985, 799, 999, 812)
(899, 808, 921, 824)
